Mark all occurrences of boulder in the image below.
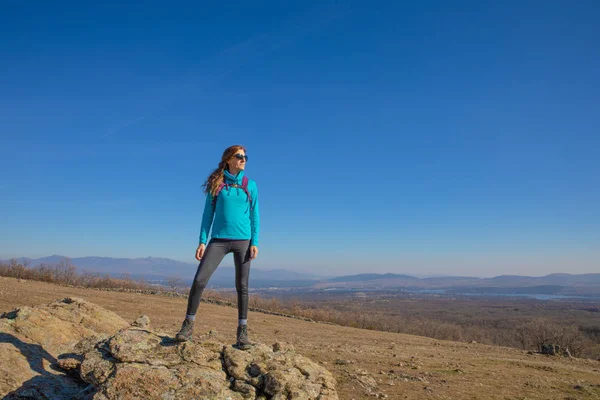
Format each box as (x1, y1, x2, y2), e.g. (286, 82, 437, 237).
(0, 297, 129, 398)
(541, 343, 572, 357)
(131, 315, 150, 328)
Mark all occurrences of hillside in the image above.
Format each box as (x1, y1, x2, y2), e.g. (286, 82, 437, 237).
(317, 273, 600, 295)
(0, 277, 598, 399)
(6, 256, 600, 294)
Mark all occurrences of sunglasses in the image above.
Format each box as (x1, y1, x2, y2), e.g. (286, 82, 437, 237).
(233, 154, 248, 161)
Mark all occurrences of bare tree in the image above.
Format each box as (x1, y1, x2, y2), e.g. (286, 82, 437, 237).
(9, 258, 26, 280)
(167, 276, 182, 293)
(56, 258, 77, 285)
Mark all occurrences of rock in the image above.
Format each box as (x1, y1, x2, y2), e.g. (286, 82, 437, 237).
(131, 315, 150, 328)
(334, 359, 354, 365)
(0, 297, 129, 398)
(77, 327, 338, 399)
(541, 344, 559, 355)
(58, 357, 81, 371)
(1, 298, 338, 400)
(541, 343, 572, 357)
(223, 342, 337, 400)
(273, 341, 295, 352)
(350, 370, 378, 395)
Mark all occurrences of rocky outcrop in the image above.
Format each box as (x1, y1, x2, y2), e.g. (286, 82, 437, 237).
(1, 298, 338, 399)
(0, 297, 130, 399)
(72, 327, 338, 399)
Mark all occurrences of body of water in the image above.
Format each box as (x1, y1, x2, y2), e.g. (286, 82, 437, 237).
(405, 289, 600, 301)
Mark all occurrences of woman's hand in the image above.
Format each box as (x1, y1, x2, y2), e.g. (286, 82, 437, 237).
(250, 246, 259, 260)
(195, 244, 206, 261)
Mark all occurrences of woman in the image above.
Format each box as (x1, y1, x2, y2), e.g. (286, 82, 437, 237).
(175, 145, 259, 350)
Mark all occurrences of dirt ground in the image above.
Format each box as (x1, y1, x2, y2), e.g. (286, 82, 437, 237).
(1, 277, 599, 399)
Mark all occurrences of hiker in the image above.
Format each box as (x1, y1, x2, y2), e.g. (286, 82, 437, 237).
(175, 145, 259, 349)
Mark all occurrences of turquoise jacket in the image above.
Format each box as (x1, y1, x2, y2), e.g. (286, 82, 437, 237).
(199, 170, 260, 246)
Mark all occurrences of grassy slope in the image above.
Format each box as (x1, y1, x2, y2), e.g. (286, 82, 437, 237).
(1, 277, 598, 399)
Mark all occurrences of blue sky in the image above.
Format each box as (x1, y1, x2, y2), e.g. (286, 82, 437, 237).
(1, 1, 598, 276)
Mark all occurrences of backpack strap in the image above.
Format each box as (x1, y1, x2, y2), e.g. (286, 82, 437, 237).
(211, 181, 227, 210)
(241, 176, 253, 211)
(211, 177, 253, 211)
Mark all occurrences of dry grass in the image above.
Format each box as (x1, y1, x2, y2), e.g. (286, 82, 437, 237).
(2, 276, 600, 400)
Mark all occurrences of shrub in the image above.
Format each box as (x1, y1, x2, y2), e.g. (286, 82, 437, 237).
(516, 318, 588, 357)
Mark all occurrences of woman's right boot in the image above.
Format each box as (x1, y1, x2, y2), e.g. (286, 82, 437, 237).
(175, 318, 194, 342)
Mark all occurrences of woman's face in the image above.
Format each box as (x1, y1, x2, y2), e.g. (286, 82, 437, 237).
(227, 149, 247, 172)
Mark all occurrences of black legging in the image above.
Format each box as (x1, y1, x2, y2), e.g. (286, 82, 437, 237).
(185, 238, 251, 319)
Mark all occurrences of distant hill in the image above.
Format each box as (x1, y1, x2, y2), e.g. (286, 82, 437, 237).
(317, 272, 600, 295)
(6, 255, 195, 278)
(1, 255, 321, 288)
(327, 273, 419, 282)
(3, 256, 600, 293)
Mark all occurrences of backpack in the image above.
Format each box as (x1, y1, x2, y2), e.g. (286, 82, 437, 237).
(211, 176, 253, 211)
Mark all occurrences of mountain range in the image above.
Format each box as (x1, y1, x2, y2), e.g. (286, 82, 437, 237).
(3, 255, 599, 294)
(2, 255, 321, 288)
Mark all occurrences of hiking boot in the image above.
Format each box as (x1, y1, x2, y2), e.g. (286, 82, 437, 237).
(236, 325, 253, 350)
(175, 318, 194, 342)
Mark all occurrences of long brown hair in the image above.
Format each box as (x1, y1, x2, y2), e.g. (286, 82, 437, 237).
(202, 145, 246, 196)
